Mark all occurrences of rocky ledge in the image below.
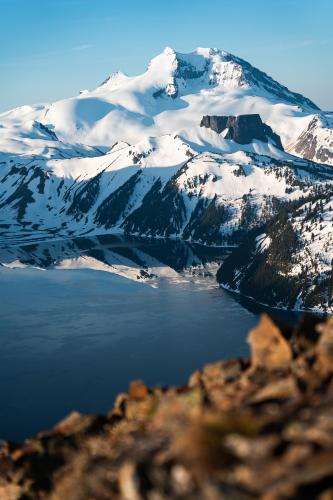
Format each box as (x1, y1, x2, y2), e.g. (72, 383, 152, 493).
(200, 113, 284, 149)
(2, 315, 333, 499)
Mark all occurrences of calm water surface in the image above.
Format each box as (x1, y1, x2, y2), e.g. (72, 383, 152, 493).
(0, 235, 298, 441)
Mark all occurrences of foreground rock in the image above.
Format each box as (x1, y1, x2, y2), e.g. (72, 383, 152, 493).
(2, 315, 333, 499)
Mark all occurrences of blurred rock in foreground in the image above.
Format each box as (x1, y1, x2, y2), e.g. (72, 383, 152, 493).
(2, 314, 333, 499)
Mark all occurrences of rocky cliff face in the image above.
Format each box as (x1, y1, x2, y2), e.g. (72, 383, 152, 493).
(200, 115, 229, 134)
(288, 114, 333, 166)
(2, 315, 333, 499)
(200, 114, 284, 149)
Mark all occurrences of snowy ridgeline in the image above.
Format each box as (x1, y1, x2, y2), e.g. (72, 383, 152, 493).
(0, 47, 332, 312)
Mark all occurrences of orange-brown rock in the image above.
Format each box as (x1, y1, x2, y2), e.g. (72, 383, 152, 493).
(1, 314, 333, 499)
(247, 314, 292, 371)
(128, 380, 149, 400)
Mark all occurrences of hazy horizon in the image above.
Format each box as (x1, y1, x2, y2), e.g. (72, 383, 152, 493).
(1, 0, 332, 113)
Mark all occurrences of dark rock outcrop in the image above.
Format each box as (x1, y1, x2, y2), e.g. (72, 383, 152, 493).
(33, 121, 58, 141)
(200, 115, 229, 134)
(200, 113, 284, 149)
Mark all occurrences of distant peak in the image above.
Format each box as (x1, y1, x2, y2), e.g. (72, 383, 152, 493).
(99, 71, 129, 89)
(94, 47, 319, 112)
(163, 46, 176, 56)
(148, 47, 247, 99)
(147, 47, 319, 110)
(193, 47, 226, 57)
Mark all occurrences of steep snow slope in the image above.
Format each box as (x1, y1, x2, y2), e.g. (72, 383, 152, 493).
(0, 47, 327, 160)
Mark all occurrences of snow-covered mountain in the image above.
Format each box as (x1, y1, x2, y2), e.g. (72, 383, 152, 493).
(0, 47, 328, 159)
(0, 47, 332, 312)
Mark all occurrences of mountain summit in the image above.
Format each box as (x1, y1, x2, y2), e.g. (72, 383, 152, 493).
(144, 47, 319, 109)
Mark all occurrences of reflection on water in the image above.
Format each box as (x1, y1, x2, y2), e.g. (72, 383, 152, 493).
(0, 234, 230, 288)
(0, 235, 298, 442)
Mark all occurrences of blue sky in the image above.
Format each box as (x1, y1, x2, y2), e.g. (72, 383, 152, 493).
(0, 0, 332, 112)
